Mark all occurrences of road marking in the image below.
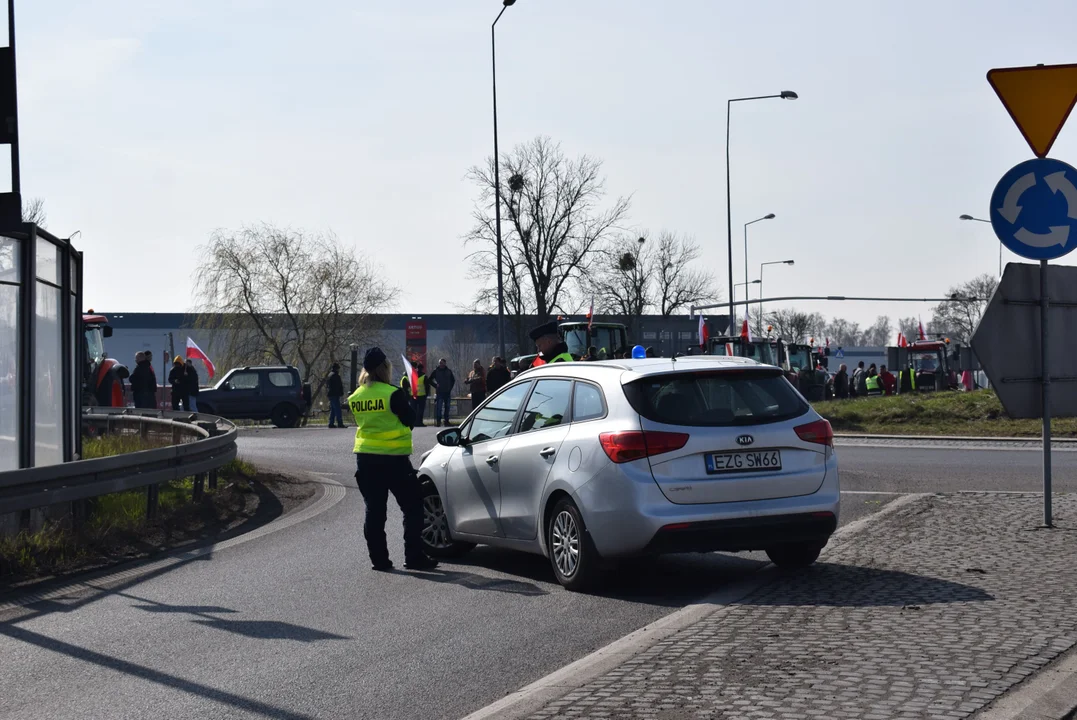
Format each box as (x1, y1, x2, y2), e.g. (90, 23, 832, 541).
(0, 472, 347, 613)
(458, 493, 928, 720)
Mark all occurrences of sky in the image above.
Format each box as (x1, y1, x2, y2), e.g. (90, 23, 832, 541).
(13, 0, 1077, 328)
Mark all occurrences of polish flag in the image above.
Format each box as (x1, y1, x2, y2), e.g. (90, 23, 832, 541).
(587, 296, 595, 331)
(918, 318, 927, 341)
(897, 332, 908, 348)
(698, 314, 709, 348)
(741, 307, 753, 342)
(401, 354, 419, 399)
(185, 337, 215, 379)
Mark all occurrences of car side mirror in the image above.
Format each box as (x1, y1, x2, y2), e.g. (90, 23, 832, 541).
(437, 428, 463, 447)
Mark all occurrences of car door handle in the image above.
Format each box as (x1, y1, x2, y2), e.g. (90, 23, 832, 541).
(485, 456, 499, 465)
(539, 447, 556, 458)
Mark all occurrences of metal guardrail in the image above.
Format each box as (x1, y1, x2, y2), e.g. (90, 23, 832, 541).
(0, 407, 238, 515)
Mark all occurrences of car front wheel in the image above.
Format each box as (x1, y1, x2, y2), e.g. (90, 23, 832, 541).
(547, 497, 601, 591)
(420, 483, 475, 558)
(766, 544, 823, 569)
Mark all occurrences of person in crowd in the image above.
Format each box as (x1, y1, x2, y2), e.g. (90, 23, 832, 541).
(486, 357, 510, 394)
(865, 364, 883, 396)
(184, 359, 200, 412)
(327, 362, 346, 428)
(168, 355, 186, 410)
(815, 362, 830, 401)
(853, 361, 868, 397)
(834, 363, 850, 399)
(466, 359, 486, 412)
(879, 364, 897, 396)
(347, 347, 436, 572)
(529, 322, 572, 366)
(429, 358, 455, 427)
(584, 346, 599, 362)
(130, 352, 154, 408)
(413, 362, 428, 426)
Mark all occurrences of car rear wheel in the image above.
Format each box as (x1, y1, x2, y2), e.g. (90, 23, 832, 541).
(547, 497, 601, 591)
(271, 403, 300, 428)
(766, 543, 823, 569)
(420, 483, 475, 558)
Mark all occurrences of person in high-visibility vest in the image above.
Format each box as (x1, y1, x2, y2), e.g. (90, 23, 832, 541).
(400, 362, 429, 427)
(349, 347, 436, 572)
(865, 364, 883, 396)
(528, 321, 573, 368)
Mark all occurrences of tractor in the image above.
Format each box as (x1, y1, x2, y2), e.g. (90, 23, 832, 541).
(83, 313, 128, 406)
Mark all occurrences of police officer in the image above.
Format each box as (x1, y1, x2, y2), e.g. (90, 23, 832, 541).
(529, 321, 573, 367)
(348, 347, 437, 572)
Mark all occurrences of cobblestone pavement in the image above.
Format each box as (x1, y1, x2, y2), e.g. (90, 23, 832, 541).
(527, 494, 1077, 720)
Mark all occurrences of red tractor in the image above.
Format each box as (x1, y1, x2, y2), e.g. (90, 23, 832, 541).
(83, 313, 128, 407)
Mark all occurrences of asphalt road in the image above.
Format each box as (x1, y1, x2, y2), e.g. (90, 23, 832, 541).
(1, 428, 1070, 720)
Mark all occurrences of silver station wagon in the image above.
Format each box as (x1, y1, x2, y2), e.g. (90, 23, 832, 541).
(417, 356, 840, 590)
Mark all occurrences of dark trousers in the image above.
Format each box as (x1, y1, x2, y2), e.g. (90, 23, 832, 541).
(354, 453, 425, 566)
(435, 393, 451, 425)
(413, 396, 427, 426)
(134, 391, 156, 409)
(471, 392, 486, 412)
(328, 396, 343, 427)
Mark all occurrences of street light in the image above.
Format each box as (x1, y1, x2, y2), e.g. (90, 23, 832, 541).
(726, 90, 797, 335)
(734, 279, 761, 299)
(744, 213, 775, 296)
(759, 259, 794, 323)
(491, 0, 517, 361)
(960, 213, 1000, 277)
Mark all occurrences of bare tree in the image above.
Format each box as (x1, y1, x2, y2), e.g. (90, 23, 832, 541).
(651, 232, 718, 316)
(192, 224, 398, 401)
(861, 315, 893, 347)
(22, 198, 46, 228)
(466, 136, 631, 324)
(824, 317, 862, 347)
(594, 235, 650, 338)
(764, 309, 825, 343)
(930, 274, 998, 343)
(897, 316, 920, 342)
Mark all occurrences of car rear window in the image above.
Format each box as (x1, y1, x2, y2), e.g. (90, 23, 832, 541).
(267, 371, 296, 388)
(624, 370, 808, 427)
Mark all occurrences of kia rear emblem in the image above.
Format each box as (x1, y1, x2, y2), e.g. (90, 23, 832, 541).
(736, 435, 754, 446)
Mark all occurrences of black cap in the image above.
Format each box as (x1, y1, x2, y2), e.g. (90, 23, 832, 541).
(331, 363, 340, 371)
(529, 321, 559, 341)
(363, 347, 387, 372)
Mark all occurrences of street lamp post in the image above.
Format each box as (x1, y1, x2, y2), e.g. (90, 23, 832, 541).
(492, 0, 517, 361)
(759, 259, 794, 325)
(744, 213, 775, 295)
(959, 214, 1000, 277)
(726, 90, 797, 335)
(734, 280, 761, 332)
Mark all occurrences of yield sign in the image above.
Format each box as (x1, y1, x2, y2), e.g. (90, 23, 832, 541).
(987, 63, 1077, 158)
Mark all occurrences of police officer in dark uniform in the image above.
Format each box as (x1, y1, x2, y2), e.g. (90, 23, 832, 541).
(529, 321, 573, 367)
(347, 347, 437, 572)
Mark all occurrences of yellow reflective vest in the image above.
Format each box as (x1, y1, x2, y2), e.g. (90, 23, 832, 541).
(866, 375, 881, 394)
(401, 373, 428, 397)
(348, 382, 412, 455)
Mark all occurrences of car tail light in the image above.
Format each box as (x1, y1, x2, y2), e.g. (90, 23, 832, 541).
(599, 431, 689, 464)
(795, 418, 834, 448)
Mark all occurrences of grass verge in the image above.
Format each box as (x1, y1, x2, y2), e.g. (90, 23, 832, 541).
(818, 390, 1077, 437)
(0, 447, 308, 588)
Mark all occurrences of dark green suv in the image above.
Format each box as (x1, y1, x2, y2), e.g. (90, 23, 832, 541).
(196, 366, 310, 428)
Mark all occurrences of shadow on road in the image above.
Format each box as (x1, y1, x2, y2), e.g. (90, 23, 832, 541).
(738, 562, 994, 607)
(434, 546, 765, 606)
(405, 567, 548, 596)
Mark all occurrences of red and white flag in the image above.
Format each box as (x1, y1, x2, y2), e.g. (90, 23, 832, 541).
(698, 314, 709, 348)
(401, 354, 419, 400)
(185, 337, 215, 379)
(897, 331, 908, 348)
(741, 308, 753, 342)
(587, 296, 595, 331)
(918, 317, 926, 341)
